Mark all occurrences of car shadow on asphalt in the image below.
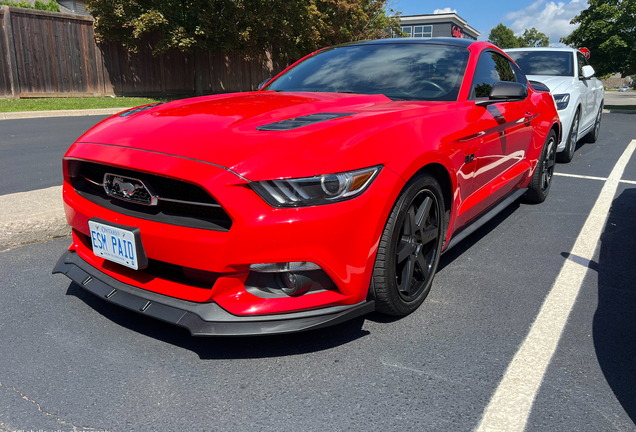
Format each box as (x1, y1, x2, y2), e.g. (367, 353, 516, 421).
(62, 196, 525, 358)
(437, 201, 521, 272)
(65, 282, 370, 359)
(592, 187, 636, 423)
(364, 200, 523, 325)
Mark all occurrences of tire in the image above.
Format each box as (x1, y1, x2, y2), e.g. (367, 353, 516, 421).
(525, 129, 557, 204)
(556, 109, 579, 163)
(370, 173, 445, 316)
(582, 103, 603, 143)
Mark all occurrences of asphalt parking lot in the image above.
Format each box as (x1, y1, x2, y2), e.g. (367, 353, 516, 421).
(1, 111, 635, 431)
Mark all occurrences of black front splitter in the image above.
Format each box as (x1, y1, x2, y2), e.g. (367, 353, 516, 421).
(52, 251, 375, 336)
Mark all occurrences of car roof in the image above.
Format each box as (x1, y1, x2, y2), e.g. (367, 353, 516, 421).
(505, 47, 578, 53)
(338, 37, 476, 49)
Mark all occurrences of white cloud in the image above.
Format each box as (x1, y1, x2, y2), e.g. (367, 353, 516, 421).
(503, 0, 587, 44)
(433, 8, 457, 14)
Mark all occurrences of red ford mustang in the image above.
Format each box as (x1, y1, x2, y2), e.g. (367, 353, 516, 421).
(54, 38, 560, 336)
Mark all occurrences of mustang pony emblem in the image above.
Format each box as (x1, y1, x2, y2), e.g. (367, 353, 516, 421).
(115, 179, 142, 197)
(103, 174, 157, 205)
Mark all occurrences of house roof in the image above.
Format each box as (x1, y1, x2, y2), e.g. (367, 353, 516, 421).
(398, 13, 480, 38)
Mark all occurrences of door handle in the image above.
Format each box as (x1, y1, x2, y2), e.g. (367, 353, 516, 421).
(524, 112, 538, 126)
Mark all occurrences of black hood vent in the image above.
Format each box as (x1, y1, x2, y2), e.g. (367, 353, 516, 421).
(120, 102, 166, 117)
(257, 112, 356, 131)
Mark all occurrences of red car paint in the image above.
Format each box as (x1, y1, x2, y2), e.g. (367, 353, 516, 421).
(58, 39, 560, 327)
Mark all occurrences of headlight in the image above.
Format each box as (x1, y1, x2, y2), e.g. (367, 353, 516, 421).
(553, 93, 570, 110)
(250, 166, 382, 208)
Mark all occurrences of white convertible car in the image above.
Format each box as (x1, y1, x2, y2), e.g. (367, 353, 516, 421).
(506, 47, 604, 163)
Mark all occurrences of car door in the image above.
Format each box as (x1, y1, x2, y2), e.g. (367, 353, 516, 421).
(460, 51, 536, 223)
(577, 51, 597, 129)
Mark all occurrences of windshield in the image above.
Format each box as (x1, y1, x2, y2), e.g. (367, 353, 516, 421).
(507, 51, 574, 77)
(264, 43, 469, 101)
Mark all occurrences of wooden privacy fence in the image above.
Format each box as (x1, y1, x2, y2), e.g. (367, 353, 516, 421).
(0, 5, 286, 98)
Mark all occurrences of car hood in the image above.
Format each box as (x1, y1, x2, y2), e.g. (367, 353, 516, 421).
(527, 75, 577, 94)
(76, 92, 453, 180)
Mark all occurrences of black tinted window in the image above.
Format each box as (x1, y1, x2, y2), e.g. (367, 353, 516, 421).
(577, 52, 588, 77)
(507, 51, 574, 76)
(265, 44, 470, 101)
(471, 52, 517, 99)
(510, 60, 528, 86)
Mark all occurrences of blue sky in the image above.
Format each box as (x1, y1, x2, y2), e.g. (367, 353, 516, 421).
(390, 0, 589, 45)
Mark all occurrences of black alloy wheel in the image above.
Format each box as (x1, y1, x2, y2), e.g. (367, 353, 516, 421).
(395, 190, 440, 301)
(525, 129, 557, 204)
(371, 173, 445, 316)
(583, 103, 603, 143)
(540, 133, 556, 195)
(557, 110, 579, 163)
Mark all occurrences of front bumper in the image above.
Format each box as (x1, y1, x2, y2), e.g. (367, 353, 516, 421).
(61, 144, 402, 316)
(53, 250, 375, 336)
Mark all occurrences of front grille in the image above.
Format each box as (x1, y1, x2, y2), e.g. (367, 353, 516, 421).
(70, 161, 232, 231)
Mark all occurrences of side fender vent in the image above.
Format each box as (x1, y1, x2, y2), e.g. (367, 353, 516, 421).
(529, 80, 551, 92)
(256, 113, 356, 131)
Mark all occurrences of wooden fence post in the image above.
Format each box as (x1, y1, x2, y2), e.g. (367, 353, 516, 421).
(2, 6, 20, 99)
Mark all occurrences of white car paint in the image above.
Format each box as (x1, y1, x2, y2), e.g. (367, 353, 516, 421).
(505, 48, 604, 160)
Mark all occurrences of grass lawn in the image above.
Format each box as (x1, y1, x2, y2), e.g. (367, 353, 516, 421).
(0, 96, 183, 112)
(605, 105, 636, 110)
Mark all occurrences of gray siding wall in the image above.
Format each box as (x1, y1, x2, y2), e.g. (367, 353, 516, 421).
(432, 23, 452, 37)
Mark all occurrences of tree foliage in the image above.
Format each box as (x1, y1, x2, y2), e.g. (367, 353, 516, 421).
(561, 0, 636, 76)
(1, 0, 60, 11)
(519, 28, 549, 47)
(488, 23, 550, 49)
(86, 0, 401, 60)
(488, 23, 520, 48)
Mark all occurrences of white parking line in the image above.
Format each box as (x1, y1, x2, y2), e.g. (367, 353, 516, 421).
(476, 139, 636, 432)
(554, 172, 636, 185)
(554, 172, 608, 181)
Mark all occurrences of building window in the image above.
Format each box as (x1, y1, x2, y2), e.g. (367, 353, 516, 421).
(414, 25, 432, 38)
(400, 26, 413, 37)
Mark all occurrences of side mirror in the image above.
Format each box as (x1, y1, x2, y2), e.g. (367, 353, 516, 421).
(257, 78, 273, 90)
(581, 65, 595, 79)
(475, 81, 528, 106)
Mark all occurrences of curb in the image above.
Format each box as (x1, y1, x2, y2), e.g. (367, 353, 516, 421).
(1, 186, 70, 248)
(0, 107, 131, 120)
(603, 108, 636, 114)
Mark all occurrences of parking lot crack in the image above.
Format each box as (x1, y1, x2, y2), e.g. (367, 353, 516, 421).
(380, 359, 452, 382)
(0, 380, 101, 431)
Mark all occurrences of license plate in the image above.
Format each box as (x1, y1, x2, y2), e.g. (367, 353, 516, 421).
(88, 219, 146, 270)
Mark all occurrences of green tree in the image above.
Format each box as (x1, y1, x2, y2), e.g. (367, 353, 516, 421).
(518, 27, 549, 47)
(560, 0, 636, 76)
(488, 23, 519, 49)
(87, 0, 401, 94)
(87, 0, 401, 60)
(1, 0, 60, 11)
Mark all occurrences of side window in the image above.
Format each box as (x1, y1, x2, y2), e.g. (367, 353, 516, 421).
(471, 52, 517, 99)
(510, 60, 528, 86)
(577, 53, 586, 78)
